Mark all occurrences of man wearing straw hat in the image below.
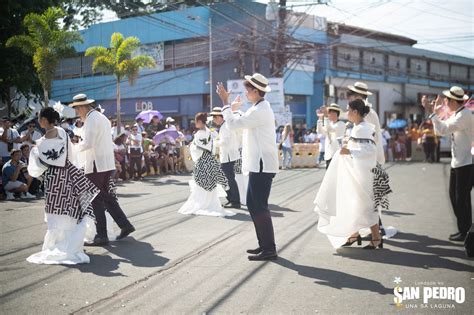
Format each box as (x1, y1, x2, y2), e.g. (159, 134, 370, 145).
(216, 73, 279, 261)
(346, 82, 385, 165)
(316, 103, 346, 169)
(423, 86, 473, 242)
(211, 106, 242, 209)
(70, 93, 135, 246)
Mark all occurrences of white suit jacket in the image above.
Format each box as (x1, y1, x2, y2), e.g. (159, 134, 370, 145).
(215, 121, 241, 163)
(222, 100, 279, 174)
(317, 119, 346, 161)
(365, 105, 385, 165)
(75, 109, 115, 174)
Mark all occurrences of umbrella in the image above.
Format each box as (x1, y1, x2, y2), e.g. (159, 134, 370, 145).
(136, 110, 163, 124)
(387, 119, 407, 129)
(153, 128, 179, 144)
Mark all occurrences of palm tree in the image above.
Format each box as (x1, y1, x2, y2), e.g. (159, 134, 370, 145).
(6, 7, 83, 107)
(86, 32, 155, 133)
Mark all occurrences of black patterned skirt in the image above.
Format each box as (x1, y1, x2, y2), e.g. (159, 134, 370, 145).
(371, 163, 392, 212)
(44, 161, 98, 223)
(194, 150, 229, 192)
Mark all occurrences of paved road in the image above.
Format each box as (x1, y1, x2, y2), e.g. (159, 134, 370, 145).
(1, 161, 473, 314)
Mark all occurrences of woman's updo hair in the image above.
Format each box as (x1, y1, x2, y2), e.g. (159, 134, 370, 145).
(195, 112, 208, 125)
(39, 107, 60, 124)
(348, 99, 370, 117)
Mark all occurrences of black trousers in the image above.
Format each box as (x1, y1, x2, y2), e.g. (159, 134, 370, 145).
(86, 169, 133, 238)
(247, 161, 276, 253)
(326, 159, 332, 170)
(129, 154, 143, 179)
(449, 164, 473, 235)
(221, 160, 240, 204)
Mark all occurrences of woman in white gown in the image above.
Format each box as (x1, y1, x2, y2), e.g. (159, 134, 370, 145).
(314, 99, 388, 249)
(178, 112, 235, 217)
(27, 107, 99, 264)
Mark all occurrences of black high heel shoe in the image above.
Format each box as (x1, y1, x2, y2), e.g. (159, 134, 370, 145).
(342, 235, 362, 247)
(363, 238, 383, 249)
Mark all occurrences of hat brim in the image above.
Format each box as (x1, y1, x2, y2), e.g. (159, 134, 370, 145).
(244, 75, 271, 92)
(327, 106, 342, 112)
(69, 99, 95, 107)
(442, 90, 464, 101)
(348, 85, 373, 96)
(209, 112, 223, 116)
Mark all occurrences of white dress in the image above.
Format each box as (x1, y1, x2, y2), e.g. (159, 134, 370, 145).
(178, 129, 235, 217)
(314, 121, 379, 248)
(27, 127, 99, 264)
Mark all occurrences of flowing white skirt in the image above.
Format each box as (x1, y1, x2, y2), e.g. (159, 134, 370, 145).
(27, 214, 93, 265)
(314, 152, 379, 248)
(235, 173, 248, 206)
(178, 180, 236, 217)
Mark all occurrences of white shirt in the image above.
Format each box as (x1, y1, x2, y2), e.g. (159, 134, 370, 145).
(127, 133, 143, 154)
(222, 99, 279, 174)
(364, 105, 385, 165)
(431, 107, 473, 168)
(0, 127, 20, 157)
(215, 121, 241, 163)
(74, 109, 116, 174)
(21, 129, 43, 148)
(317, 118, 345, 161)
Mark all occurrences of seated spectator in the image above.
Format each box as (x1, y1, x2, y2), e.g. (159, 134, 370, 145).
(142, 132, 156, 176)
(20, 144, 29, 164)
(2, 149, 35, 200)
(113, 134, 128, 181)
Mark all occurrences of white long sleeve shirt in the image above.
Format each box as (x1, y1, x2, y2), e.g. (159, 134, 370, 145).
(431, 106, 473, 169)
(222, 99, 279, 174)
(74, 109, 115, 174)
(365, 104, 385, 165)
(215, 121, 241, 163)
(317, 118, 345, 161)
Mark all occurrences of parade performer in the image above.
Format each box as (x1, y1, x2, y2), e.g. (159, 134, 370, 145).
(211, 107, 242, 209)
(316, 103, 346, 169)
(314, 99, 391, 249)
(26, 107, 99, 264)
(178, 112, 234, 217)
(70, 94, 135, 246)
(217, 73, 279, 261)
(423, 87, 473, 242)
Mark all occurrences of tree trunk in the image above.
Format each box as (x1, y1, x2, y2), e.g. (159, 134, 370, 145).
(116, 79, 121, 134)
(43, 88, 49, 108)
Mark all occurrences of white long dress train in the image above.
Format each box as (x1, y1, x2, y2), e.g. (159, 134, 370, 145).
(314, 122, 379, 248)
(178, 128, 235, 217)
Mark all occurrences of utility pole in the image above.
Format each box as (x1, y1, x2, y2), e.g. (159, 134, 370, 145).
(208, 17, 213, 111)
(272, 0, 287, 77)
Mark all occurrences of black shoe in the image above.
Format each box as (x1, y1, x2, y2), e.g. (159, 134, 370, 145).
(246, 247, 262, 254)
(248, 251, 278, 261)
(84, 236, 109, 246)
(117, 226, 136, 240)
(449, 232, 461, 238)
(342, 235, 362, 247)
(363, 239, 383, 250)
(223, 202, 241, 209)
(449, 233, 466, 242)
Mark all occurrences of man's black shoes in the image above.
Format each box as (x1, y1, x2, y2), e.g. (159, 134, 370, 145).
(248, 251, 278, 261)
(246, 247, 262, 254)
(117, 226, 136, 240)
(84, 236, 109, 246)
(223, 202, 241, 209)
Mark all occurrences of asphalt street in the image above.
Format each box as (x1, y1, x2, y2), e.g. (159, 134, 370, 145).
(1, 160, 473, 314)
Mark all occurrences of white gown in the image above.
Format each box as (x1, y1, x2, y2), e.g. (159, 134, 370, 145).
(314, 122, 379, 248)
(178, 129, 235, 217)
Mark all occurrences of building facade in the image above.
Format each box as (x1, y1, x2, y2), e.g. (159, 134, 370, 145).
(51, 0, 473, 129)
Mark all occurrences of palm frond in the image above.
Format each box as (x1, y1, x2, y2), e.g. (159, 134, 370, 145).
(110, 32, 124, 51)
(6, 35, 37, 55)
(91, 55, 115, 74)
(116, 36, 141, 63)
(131, 55, 155, 69)
(85, 46, 109, 58)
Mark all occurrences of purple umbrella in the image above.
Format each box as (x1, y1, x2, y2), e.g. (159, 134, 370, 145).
(136, 110, 163, 124)
(153, 128, 179, 144)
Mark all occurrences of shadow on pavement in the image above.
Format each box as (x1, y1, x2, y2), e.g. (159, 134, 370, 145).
(269, 204, 299, 212)
(77, 238, 169, 277)
(381, 210, 415, 217)
(274, 257, 392, 295)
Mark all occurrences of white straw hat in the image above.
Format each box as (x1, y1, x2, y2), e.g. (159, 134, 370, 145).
(442, 86, 466, 101)
(244, 73, 271, 92)
(70, 94, 95, 107)
(347, 82, 373, 96)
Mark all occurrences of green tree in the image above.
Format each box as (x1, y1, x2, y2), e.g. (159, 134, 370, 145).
(85, 32, 155, 133)
(6, 7, 83, 107)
